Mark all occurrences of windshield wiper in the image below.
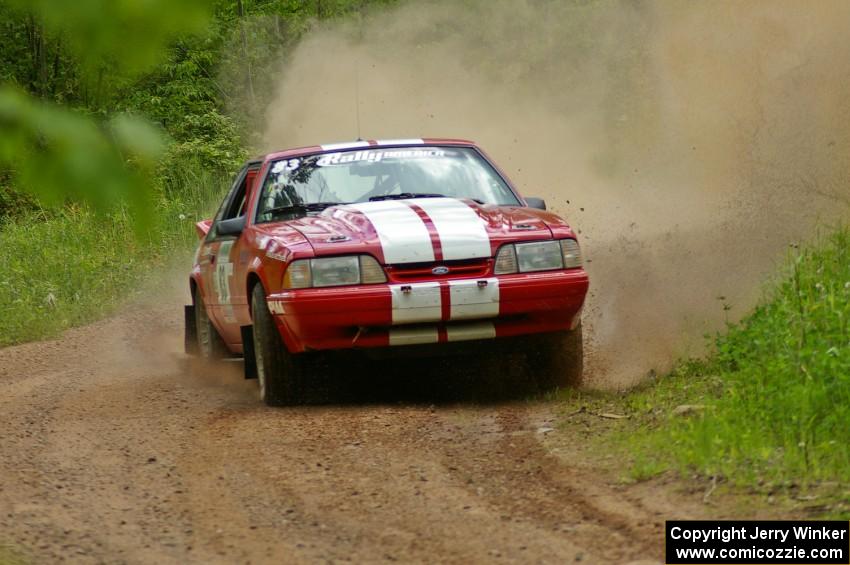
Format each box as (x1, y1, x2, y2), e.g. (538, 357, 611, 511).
(265, 202, 341, 216)
(368, 192, 445, 202)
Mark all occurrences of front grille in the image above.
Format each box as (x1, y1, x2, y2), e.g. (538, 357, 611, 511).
(386, 258, 492, 282)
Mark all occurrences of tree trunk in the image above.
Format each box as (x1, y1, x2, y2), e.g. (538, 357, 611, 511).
(50, 36, 64, 98)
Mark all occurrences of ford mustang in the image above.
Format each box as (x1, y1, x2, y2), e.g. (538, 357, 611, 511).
(185, 139, 589, 405)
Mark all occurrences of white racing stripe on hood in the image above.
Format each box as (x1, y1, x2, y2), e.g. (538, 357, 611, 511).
(348, 201, 435, 264)
(412, 198, 491, 260)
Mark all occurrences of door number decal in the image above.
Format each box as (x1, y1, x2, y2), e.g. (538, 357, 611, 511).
(214, 241, 234, 305)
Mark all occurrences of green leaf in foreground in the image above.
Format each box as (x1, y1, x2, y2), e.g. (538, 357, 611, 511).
(0, 87, 164, 232)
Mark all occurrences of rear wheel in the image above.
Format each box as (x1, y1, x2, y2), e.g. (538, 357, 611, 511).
(251, 284, 307, 406)
(526, 323, 583, 390)
(194, 285, 229, 359)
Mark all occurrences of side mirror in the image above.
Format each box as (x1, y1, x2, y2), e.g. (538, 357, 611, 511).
(195, 219, 212, 239)
(217, 216, 246, 237)
(525, 197, 547, 210)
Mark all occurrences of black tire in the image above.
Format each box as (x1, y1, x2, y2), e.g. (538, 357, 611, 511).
(526, 323, 584, 390)
(251, 284, 307, 406)
(194, 285, 229, 359)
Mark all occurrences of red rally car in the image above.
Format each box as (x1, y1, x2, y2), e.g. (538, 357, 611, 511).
(185, 139, 589, 405)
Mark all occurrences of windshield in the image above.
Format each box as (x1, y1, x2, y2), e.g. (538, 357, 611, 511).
(255, 146, 519, 223)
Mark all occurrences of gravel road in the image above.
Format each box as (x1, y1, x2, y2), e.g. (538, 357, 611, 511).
(0, 293, 677, 564)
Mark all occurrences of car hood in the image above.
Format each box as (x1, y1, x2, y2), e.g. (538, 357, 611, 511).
(282, 198, 567, 264)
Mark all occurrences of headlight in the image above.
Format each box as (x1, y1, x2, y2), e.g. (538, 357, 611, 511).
(494, 239, 582, 274)
(312, 256, 360, 287)
(516, 241, 563, 272)
(282, 255, 386, 289)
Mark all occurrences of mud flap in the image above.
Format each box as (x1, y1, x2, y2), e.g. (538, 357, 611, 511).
(241, 325, 257, 379)
(184, 305, 198, 356)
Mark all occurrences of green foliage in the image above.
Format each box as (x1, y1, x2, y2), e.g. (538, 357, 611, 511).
(0, 157, 229, 346)
(0, 7, 82, 102)
(0, 206, 146, 345)
(157, 155, 236, 210)
(683, 229, 850, 482)
(4, 0, 210, 98)
(0, 87, 164, 229)
(120, 34, 244, 170)
(0, 177, 38, 223)
(0, 0, 399, 224)
(626, 228, 850, 494)
(0, 543, 26, 565)
(0, 0, 214, 224)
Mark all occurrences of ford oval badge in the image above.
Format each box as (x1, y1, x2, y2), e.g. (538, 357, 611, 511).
(432, 266, 449, 275)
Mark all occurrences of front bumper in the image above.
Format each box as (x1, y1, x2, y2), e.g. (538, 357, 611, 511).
(267, 269, 589, 353)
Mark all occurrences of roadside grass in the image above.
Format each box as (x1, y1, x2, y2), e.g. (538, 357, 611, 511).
(0, 543, 26, 565)
(0, 161, 228, 347)
(555, 227, 850, 518)
(658, 228, 850, 489)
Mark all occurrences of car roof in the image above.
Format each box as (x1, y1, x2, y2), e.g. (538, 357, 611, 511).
(260, 138, 477, 162)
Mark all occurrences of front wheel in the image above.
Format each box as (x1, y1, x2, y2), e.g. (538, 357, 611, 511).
(251, 284, 307, 406)
(526, 324, 584, 390)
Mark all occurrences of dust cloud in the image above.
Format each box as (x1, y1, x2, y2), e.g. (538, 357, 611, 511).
(260, 0, 850, 388)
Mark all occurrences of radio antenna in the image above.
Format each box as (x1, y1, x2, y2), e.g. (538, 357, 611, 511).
(355, 61, 362, 141)
(355, 14, 364, 141)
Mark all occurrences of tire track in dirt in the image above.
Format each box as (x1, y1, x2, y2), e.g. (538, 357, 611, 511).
(176, 404, 592, 563)
(432, 407, 664, 562)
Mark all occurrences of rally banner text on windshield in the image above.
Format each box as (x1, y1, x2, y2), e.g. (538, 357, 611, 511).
(316, 149, 446, 166)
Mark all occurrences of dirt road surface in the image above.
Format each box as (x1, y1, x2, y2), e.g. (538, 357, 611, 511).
(0, 291, 697, 564)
